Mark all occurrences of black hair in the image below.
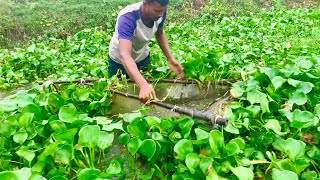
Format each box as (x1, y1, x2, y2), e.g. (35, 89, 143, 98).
(146, 0, 169, 6)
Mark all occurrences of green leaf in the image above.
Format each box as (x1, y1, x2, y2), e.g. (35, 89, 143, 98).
(58, 104, 78, 123)
(102, 120, 124, 131)
(78, 168, 101, 180)
(174, 139, 194, 160)
(22, 104, 41, 120)
(276, 159, 295, 172)
(52, 128, 78, 144)
(74, 89, 90, 101)
(225, 123, 239, 134)
(137, 168, 155, 180)
(272, 138, 286, 152)
(179, 118, 194, 138)
(283, 138, 306, 161)
(118, 133, 130, 145)
(127, 118, 149, 139)
(229, 138, 246, 150)
(195, 128, 209, 140)
(199, 157, 213, 174)
(18, 95, 34, 108)
(105, 158, 122, 175)
(78, 125, 100, 149)
(127, 137, 142, 156)
(225, 142, 241, 156)
(185, 153, 200, 174)
(29, 174, 46, 180)
(246, 89, 260, 105)
(290, 110, 314, 129)
(97, 131, 114, 150)
(264, 119, 287, 135)
(152, 132, 166, 142)
(49, 120, 67, 132)
(44, 93, 65, 110)
(38, 143, 57, 161)
(123, 112, 141, 123)
(288, 91, 308, 106)
(230, 86, 244, 98)
(230, 166, 254, 180)
(0, 121, 16, 137)
(271, 76, 286, 90)
(139, 139, 156, 160)
(54, 143, 74, 165)
(27, 44, 36, 52)
(293, 157, 310, 174)
(18, 113, 34, 127)
(0, 171, 18, 180)
(315, 104, 320, 117)
(297, 82, 314, 94)
(272, 169, 298, 180)
(16, 149, 35, 163)
(13, 130, 28, 144)
(301, 170, 318, 180)
(209, 130, 224, 154)
(0, 168, 32, 180)
(288, 79, 300, 87)
(144, 116, 161, 126)
(0, 100, 18, 111)
(307, 146, 320, 161)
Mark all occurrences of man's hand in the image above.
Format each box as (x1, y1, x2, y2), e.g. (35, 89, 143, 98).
(168, 59, 185, 79)
(139, 83, 159, 103)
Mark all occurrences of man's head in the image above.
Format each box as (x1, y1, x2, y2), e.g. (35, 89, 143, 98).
(143, 0, 169, 21)
(146, 0, 169, 6)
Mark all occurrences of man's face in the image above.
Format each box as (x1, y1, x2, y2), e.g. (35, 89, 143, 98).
(145, 1, 167, 21)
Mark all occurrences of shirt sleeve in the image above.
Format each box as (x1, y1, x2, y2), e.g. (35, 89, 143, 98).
(117, 13, 137, 41)
(159, 10, 167, 28)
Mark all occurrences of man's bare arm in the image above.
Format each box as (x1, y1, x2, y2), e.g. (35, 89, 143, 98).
(155, 28, 184, 79)
(118, 39, 158, 102)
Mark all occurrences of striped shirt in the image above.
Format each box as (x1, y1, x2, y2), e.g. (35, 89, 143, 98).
(108, 2, 166, 63)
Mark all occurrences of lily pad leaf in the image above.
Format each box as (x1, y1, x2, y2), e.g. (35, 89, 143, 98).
(209, 130, 224, 154)
(174, 139, 193, 160)
(58, 104, 78, 123)
(288, 91, 308, 106)
(283, 138, 306, 161)
(105, 158, 123, 175)
(230, 166, 254, 180)
(97, 131, 114, 150)
(272, 169, 298, 180)
(78, 168, 101, 180)
(139, 139, 156, 160)
(185, 153, 200, 174)
(127, 137, 142, 156)
(78, 125, 100, 149)
(264, 119, 287, 135)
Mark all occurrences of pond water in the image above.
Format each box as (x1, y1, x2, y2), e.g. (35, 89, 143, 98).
(0, 85, 33, 100)
(108, 82, 230, 120)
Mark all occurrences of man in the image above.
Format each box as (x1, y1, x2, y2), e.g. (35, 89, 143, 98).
(108, 0, 184, 102)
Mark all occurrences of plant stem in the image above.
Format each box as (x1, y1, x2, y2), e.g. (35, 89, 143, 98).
(90, 148, 95, 168)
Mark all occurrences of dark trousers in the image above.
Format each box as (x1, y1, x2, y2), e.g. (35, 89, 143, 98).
(108, 55, 150, 78)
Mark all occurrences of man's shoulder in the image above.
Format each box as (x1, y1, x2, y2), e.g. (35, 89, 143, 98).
(119, 2, 142, 16)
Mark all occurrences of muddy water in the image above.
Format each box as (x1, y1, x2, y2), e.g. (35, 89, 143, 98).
(0, 85, 33, 100)
(108, 82, 230, 119)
